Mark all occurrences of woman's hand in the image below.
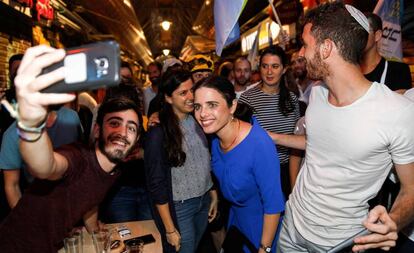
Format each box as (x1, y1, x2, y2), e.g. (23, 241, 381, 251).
(208, 190, 219, 222)
(166, 229, 181, 252)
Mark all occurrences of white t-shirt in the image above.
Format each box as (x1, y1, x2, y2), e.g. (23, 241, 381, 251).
(403, 88, 414, 242)
(235, 81, 259, 99)
(289, 82, 414, 246)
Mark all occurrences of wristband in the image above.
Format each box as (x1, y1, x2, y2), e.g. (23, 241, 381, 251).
(17, 119, 47, 133)
(16, 127, 44, 142)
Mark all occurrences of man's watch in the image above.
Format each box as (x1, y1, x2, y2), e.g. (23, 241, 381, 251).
(260, 244, 272, 253)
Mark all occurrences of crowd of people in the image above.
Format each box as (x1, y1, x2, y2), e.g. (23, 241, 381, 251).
(0, 2, 413, 253)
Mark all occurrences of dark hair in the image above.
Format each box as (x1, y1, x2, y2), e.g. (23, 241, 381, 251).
(148, 61, 163, 72)
(159, 69, 192, 167)
(365, 13, 382, 32)
(304, 2, 368, 64)
(218, 61, 233, 79)
(121, 61, 132, 74)
(6, 54, 24, 101)
(193, 76, 253, 122)
(96, 96, 143, 138)
(8, 54, 23, 67)
(259, 46, 295, 116)
(105, 81, 145, 123)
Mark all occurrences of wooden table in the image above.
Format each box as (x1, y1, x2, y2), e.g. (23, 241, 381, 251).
(59, 220, 161, 253)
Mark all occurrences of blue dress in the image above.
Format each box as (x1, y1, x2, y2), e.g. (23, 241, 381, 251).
(211, 120, 285, 252)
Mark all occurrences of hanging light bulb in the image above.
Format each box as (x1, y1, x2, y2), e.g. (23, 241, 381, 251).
(163, 49, 170, 56)
(161, 21, 172, 31)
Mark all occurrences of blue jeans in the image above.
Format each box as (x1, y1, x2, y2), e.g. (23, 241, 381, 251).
(174, 193, 210, 253)
(102, 186, 153, 223)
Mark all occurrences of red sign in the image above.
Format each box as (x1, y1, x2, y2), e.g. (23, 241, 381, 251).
(36, 0, 54, 21)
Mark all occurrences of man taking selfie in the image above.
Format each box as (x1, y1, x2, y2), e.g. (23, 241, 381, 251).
(0, 45, 143, 253)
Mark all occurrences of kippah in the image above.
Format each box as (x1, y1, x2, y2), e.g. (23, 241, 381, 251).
(345, 4, 370, 33)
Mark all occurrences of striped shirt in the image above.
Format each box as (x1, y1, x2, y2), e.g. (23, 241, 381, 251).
(239, 85, 300, 164)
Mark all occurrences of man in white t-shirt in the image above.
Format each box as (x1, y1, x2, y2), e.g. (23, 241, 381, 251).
(269, 3, 414, 252)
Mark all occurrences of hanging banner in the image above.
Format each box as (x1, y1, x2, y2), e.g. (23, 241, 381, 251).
(374, 0, 403, 61)
(214, 0, 248, 56)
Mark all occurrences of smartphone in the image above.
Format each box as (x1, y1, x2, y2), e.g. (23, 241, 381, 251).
(326, 228, 370, 253)
(123, 234, 156, 245)
(41, 40, 120, 93)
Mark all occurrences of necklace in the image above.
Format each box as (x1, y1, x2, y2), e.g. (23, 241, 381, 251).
(220, 119, 240, 151)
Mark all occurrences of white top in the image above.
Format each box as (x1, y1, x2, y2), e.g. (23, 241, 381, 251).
(235, 81, 259, 99)
(403, 87, 414, 242)
(143, 86, 157, 116)
(289, 82, 414, 246)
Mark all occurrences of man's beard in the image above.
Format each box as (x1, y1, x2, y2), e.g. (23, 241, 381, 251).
(235, 77, 248, 86)
(306, 50, 329, 80)
(294, 68, 307, 80)
(98, 130, 133, 164)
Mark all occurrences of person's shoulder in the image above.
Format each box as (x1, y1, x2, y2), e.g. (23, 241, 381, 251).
(3, 122, 18, 140)
(145, 126, 164, 142)
(240, 85, 260, 98)
(371, 82, 413, 107)
(58, 107, 80, 118)
(404, 88, 414, 102)
(249, 120, 273, 144)
(387, 59, 410, 70)
(56, 142, 88, 153)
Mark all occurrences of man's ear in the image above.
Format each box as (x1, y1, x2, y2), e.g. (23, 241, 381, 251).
(321, 40, 333, 60)
(93, 123, 100, 140)
(374, 30, 382, 43)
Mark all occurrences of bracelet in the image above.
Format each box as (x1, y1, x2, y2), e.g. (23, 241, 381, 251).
(16, 127, 44, 142)
(166, 229, 176, 235)
(17, 119, 47, 133)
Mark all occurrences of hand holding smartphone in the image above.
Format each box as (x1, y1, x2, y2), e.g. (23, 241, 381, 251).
(41, 40, 120, 93)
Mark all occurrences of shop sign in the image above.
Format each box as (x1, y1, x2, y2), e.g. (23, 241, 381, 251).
(241, 18, 287, 55)
(36, 0, 54, 21)
(16, 0, 54, 21)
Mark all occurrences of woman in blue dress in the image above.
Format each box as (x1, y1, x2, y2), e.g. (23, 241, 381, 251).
(193, 76, 285, 253)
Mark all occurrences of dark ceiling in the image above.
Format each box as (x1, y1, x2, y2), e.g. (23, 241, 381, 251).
(132, 0, 204, 58)
(62, 0, 414, 66)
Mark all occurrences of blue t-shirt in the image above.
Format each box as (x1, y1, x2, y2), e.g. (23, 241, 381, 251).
(0, 107, 81, 182)
(211, 119, 285, 252)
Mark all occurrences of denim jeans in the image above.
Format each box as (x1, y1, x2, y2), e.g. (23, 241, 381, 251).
(102, 186, 153, 223)
(174, 192, 210, 253)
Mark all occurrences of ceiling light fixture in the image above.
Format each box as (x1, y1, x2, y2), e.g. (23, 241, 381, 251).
(161, 21, 172, 31)
(163, 49, 170, 56)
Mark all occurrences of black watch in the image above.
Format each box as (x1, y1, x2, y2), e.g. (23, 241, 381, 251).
(260, 244, 272, 253)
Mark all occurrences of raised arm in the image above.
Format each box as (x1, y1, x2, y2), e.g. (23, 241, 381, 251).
(14, 46, 76, 180)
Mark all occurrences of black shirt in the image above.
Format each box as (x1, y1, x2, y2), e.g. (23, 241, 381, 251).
(364, 57, 412, 91)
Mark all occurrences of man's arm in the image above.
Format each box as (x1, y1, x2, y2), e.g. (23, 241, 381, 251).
(267, 131, 306, 150)
(14, 46, 75, 180)
(83, 206, 100, 233)
(3, 169, 22, 208)
(353, 162, 414, 252)
(390, 162, 414, 230)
